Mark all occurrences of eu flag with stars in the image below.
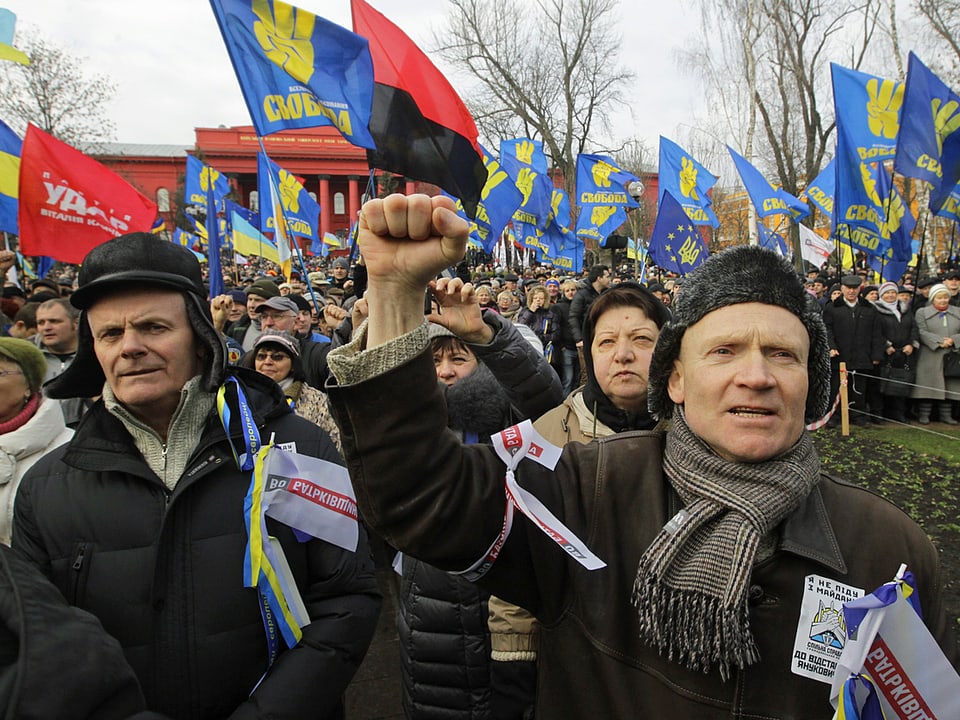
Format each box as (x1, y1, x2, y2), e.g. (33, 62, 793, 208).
(210, 0, 375, 147)
(648, 191, 709, 276)
(894, 52, 960, 214)
(658, 136, 718, 227)
(0, 119, 20, 234)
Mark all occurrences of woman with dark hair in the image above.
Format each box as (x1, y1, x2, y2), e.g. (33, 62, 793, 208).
(398, 278, 561, 720)
(240, 330, 342, 449)
(534, 282, 670, 445)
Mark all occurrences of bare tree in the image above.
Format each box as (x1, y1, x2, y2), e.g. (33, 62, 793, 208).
(0, 30, 116, 146)
(433, 0, 634, 195)
(916, 0, 960, 80)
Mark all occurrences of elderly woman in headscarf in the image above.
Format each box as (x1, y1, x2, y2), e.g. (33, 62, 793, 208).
(872, 281, 919, 422)
(534, 282, 671, 445)
(240, 330, 342, 449)
(0, 338, 73, 545)
(911, 283, 960, 424)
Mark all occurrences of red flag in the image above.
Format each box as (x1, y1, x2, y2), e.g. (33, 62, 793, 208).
(351, 0, 487, 218)
(18, 125, 158, 263)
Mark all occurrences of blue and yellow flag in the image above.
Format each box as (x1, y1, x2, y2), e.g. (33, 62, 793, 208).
(464, 144, 523, 253)
(257, 151, 319, 242)
(876, 161, 916, 263)
(727, 146, 809, 221)
(834, 118, 889, 257)
(575, 153, 639, 208)
(574, 204, 627, 244)
(185, 155, 230, 209)
(937, 182, 960, 222)
(894, 52, 960, 214)
(210, 0, 375, 147)
(501, 138, 553, 229)
(0, 10, 29, 65)
(658, 136, 718, 227)
(803, 159, 836, 218)
(542, 230, 583, 274)
(831, 63, 903, 163)
(648, 191, 709, 276)
(232, 210, 280, 263)
(174, 226, 203, 250)
(548, 189, 572, 231)
(0, 119, 20, 234)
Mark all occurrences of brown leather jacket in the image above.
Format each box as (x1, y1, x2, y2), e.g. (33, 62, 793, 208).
(329, 349, 956, 719)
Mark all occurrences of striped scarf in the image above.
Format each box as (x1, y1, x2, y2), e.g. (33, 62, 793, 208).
(631, 407, 820, 679)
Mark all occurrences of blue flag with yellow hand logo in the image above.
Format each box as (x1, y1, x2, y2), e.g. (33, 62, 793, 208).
(542, 228, 583, 274)
(548, 189, 572, 231)
(471, 144, 523, 253)
(575, 204, 627, 244)
(257, 151, 319, 242)
(834, 114, 889, 258)
(876, 161, 916, 263)
(501, 138, 553, 229)
(0, 119, 21, 234)
(894, 52, 960, 214)
(648, 191, 709, 276)
(831, 63, 903, 163)
(727, 146, 809, 221)
(210, 0, 375, 148)
(575, 154, 639, 208)
(658, 136, 718, 227)
(936, 183, 960, 222)
(185, 155, 230, 209)
(803, 159, 836, 219)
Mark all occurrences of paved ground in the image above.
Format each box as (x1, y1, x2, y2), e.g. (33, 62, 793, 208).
(345, 565, 403, 719)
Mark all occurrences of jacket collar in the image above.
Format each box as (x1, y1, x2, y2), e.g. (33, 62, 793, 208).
(666, 478, 846, 574)
(777, 481, 847, 574)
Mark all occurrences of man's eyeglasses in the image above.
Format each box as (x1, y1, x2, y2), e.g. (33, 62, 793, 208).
(255, 352, 289, 362)
(259, 311, 294, 321)
(0, 370, 22, 378)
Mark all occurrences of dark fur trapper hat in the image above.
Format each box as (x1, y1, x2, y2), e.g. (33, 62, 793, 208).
(647, 245, 831, 423)
(44, 233, 226, 399)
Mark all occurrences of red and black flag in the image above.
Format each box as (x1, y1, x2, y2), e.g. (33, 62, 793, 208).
(351, 0, 487, 218)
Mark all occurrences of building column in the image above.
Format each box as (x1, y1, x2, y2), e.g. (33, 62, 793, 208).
(319, 175, 331, 240)
(348, 176, 361, 225)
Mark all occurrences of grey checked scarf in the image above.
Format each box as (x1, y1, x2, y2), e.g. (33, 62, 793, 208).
(631, 407, 820, 679)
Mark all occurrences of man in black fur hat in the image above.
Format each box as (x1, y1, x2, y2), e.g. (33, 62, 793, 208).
(14, 233, 380, 719)
(325, 194, 956, 718)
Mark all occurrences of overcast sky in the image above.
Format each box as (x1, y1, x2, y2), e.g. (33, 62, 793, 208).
(3, 0, 699, 153)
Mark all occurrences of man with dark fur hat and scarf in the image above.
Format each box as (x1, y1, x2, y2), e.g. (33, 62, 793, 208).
(398, 278, 561, 720)
(325, 194, 956, 718)
(13, 233, 381, 719)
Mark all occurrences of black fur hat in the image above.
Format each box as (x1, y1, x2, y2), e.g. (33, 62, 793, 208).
(647, 245, 830, 423)
(44, 233, 226, 399)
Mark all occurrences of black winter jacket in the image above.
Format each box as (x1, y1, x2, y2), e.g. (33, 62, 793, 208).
(398, 312, 561, 720)
(567, 284, 599, 345)
(13, 367, 381, 720)
(823, 296, 885, 370)
(873, 301, 919, 369)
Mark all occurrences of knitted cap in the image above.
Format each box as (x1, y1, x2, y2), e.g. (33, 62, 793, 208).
(0, 338, 46, 393)
(647, 245, 831, 423)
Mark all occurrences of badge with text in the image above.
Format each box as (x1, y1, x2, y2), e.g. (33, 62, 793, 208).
(792, 574, 865, 683)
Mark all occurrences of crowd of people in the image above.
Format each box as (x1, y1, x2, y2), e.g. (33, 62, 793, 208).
(0, 206, 954, 718)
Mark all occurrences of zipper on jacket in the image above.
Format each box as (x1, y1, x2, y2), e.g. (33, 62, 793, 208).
(70, 542, 88, 604)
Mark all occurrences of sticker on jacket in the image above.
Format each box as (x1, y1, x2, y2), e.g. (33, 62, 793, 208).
(791, 574, 864, 683)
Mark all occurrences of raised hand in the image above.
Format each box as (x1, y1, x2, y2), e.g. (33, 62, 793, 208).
(359, 194, 469, 295)
(428, 277, 493, 344)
